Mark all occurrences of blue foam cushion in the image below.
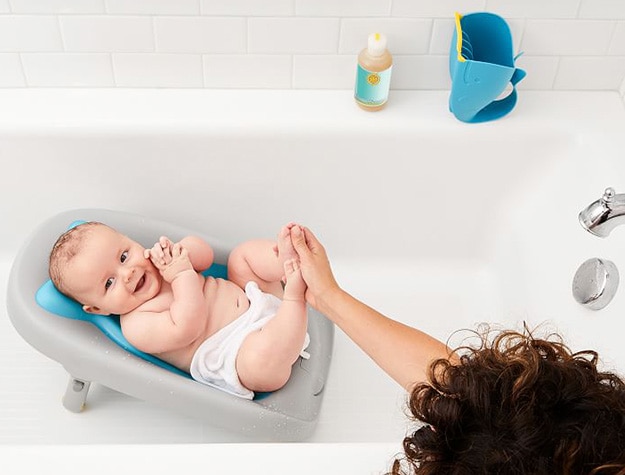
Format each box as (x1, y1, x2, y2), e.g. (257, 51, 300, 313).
(36, 224, 228, 379)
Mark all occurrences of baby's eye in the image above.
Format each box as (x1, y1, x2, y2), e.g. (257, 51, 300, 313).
(120, 251, 128, 263)
(105, 278, 114, 290)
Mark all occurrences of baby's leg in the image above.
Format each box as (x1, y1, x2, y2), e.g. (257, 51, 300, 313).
(228, 224, 297, 297)
(235, 259, 308, 393)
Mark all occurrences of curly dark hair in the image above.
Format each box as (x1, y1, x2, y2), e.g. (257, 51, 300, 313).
(392, 328, 625, 475)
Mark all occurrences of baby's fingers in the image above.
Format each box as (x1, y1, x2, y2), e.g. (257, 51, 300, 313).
(150, 242, 165, 263)
(159, 236, 173, 249)
(171, 242, 188, 259)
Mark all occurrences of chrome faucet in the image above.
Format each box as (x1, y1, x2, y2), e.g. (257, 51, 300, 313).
(579, 187, 625, 238)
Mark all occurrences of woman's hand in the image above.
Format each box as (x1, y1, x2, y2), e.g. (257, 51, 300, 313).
(289, 225, 340, 312)
(290, 224, 453, 390)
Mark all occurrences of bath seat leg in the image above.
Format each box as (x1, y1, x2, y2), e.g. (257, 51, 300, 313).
(62, 376, 91, 413)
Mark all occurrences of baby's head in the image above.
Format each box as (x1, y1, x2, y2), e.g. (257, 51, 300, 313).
(49, 222, 162, 316)
(49, 221, 105, 298)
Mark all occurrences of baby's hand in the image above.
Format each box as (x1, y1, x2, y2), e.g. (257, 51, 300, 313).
(145, 237, 193, 283)
(144, 236, 173, 266)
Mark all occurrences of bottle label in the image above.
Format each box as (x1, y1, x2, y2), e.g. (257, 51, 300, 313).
(354, 64, 392, 107)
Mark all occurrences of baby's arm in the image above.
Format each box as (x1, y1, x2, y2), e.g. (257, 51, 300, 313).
(128, 242, 207, 354)
(180, 235, 214, 272)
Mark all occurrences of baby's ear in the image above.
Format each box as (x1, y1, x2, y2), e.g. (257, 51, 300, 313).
(82, 304, 109, 316)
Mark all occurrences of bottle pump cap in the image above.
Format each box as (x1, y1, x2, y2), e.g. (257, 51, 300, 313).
(367, 32, 387, 56)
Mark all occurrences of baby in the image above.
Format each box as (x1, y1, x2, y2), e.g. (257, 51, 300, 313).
(48, 222, 309, 399)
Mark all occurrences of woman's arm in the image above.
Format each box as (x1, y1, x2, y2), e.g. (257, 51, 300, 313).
(290, 225, 455, 391)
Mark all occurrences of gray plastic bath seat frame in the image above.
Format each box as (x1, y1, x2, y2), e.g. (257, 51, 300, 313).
(7, 209, 334, 442)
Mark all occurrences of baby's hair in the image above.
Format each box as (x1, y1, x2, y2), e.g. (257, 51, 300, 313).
(49, 221, 107, 299)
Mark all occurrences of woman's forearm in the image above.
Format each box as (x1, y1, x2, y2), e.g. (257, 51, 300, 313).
(318, 287, 453, 390)
(290, 224, 453, 390)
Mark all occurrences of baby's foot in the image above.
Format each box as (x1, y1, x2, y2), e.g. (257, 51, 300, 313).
(277, 224, 298, 265)
(282, 258, 306, 302)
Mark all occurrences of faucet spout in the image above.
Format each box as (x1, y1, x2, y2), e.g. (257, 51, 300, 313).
(579, 187, 625, 238)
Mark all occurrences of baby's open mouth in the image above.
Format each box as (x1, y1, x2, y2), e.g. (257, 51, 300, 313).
(135, 274, 146, 292)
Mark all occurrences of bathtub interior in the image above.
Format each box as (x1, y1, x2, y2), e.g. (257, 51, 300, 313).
(2, 90, 625, 445)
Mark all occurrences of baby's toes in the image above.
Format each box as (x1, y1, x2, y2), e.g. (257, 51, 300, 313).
(277, 225, 297, 261)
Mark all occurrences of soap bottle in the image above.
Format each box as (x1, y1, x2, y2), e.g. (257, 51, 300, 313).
(354, 33, 393, 111)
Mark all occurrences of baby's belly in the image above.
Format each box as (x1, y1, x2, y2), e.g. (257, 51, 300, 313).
(156, 278, 252, 372)
(203, 277, 251, 332)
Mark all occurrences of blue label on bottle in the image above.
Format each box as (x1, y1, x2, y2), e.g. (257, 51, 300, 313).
(354, 64, 392, 107)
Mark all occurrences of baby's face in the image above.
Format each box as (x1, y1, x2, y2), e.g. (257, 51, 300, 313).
(64, 226, 162, 315)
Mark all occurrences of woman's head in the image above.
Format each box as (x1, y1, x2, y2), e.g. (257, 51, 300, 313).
(393, 328, 625, 475)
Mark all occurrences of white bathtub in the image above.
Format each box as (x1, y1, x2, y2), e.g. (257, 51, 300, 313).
(1, 89, 625, 472)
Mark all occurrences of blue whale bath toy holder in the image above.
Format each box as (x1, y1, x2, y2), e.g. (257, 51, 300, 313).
(449, 12, 526, 123)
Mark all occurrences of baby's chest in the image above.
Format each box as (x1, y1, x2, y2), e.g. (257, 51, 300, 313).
(141, 289, 174, 313)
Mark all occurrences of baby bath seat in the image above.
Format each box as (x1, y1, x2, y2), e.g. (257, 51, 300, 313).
(6, 209, 334, 442)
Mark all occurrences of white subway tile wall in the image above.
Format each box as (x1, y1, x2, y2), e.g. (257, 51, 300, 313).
(0, 53, 24, 86)
(0, 0, 623, 92)
(113, 53, 203, 88)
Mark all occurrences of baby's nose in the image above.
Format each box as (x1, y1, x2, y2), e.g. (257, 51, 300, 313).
(123, 267, 135, 283)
